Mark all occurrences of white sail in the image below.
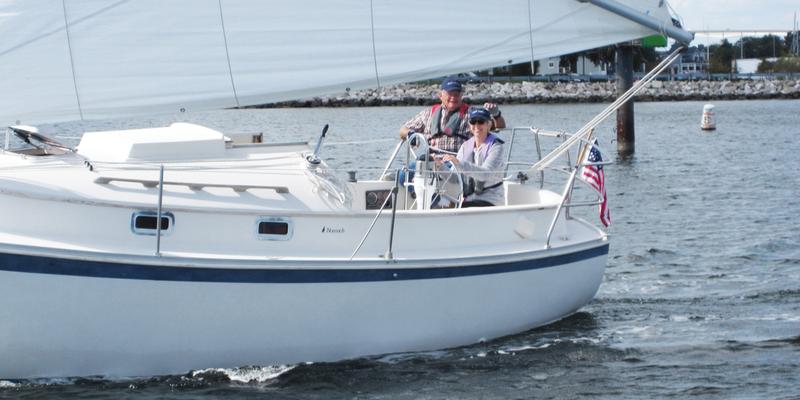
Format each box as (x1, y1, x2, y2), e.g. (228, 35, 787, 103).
(0, 0, 680, 125)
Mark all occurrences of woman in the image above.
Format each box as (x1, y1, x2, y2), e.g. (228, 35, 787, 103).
(441, 108, 505, 207)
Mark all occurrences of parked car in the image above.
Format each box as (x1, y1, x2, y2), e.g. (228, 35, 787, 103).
(455, 72, 481, 83)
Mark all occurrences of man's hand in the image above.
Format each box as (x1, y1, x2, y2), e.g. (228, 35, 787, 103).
(483, 102, 501, 117)
(483, 103, 506, 129)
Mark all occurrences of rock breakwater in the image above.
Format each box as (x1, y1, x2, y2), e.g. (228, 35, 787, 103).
(256, 79, 800, 108)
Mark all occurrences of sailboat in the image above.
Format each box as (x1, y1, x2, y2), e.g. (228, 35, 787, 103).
(0, 0, 692, 379)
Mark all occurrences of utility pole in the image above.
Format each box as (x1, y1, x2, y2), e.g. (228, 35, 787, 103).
(615, 44, 635, 156)
(792, 12, 800, 56)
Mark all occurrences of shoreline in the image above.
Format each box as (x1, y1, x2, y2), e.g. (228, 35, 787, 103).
(252, 79, 800, 108)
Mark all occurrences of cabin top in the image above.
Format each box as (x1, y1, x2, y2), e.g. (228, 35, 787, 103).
(76, 123, 226, 163)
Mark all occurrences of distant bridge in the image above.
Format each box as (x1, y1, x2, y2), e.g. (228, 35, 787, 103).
(690, 29, 793, 35)
(688, 28, 799, 56)
(689, 14, 800, 58)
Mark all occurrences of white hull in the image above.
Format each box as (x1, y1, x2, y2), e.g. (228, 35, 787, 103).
(0, 242, 606, 379)
(0, 123, 611, 378)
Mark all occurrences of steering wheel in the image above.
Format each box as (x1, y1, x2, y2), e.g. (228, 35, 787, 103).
(431, 160, 464, 208)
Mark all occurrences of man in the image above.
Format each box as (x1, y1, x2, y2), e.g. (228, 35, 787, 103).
(399, 77, 505, 155)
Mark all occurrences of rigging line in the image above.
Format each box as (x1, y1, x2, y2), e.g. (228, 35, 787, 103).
(61, 0, 84, 123)
(528, 0, 536, 75)
(218, 0, 240, 108)
(325, 138, 396, 146)
(369, 0, 381, 90)
(0, 0, 131, 57)
(446, 8, 576, 65)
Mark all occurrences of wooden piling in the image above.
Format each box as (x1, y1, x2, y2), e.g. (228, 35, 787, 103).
(615, 45, 635, 156)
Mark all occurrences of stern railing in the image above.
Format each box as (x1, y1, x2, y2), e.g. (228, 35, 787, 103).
(500, 127, 612, 248)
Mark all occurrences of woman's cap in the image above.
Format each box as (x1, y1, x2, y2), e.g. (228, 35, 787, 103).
(468, 108, 491, 122)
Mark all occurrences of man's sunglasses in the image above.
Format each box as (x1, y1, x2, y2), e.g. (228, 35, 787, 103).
(469, 119, 487, 125)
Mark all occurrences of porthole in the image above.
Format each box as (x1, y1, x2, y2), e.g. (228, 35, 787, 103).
(131, 211, 174, 235)
(256, 216, 293, 241)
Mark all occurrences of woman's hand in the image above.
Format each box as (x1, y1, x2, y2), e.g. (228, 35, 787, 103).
(442, 154, 459, 165)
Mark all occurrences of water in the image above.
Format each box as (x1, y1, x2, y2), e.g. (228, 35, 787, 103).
(2, 100, 799, 399)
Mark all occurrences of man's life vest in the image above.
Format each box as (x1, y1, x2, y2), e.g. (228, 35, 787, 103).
(428, 103, 470, 140)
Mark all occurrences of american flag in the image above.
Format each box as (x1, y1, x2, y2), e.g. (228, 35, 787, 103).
(580, 139, 611, 227)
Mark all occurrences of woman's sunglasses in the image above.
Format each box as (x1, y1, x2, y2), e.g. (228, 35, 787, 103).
(469, 119, 487, 125)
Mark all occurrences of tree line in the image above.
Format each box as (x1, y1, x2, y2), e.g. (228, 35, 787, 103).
(707, 33, 799, 73)
(481, 32, 799, 77)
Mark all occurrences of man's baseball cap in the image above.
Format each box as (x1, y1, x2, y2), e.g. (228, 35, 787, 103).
(440, 78, 463, 92)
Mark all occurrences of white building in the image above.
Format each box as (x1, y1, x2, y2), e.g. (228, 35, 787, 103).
(734, 58, 777, 74)
(536, 56, 607, 76)
(668, 46, 708, 77)
(538, 57, 561, 75)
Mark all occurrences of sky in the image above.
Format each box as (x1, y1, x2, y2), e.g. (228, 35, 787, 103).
(669, 0, 798, 45)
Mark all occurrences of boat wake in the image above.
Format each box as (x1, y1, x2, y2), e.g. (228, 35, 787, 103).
(191, 365, 296, 383)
